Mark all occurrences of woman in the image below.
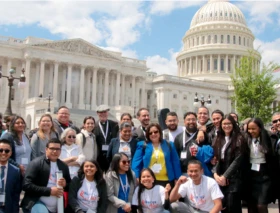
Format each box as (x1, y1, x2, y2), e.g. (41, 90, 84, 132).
(68, 159, 107, 213)
(132, 123, 181, 187)
(60, 128, 85, 179)
(1, 116, 31, 174)
(105, 152, 137, 213)
(209, 109, 224, 145)
(30, 114, 58, 160)
(213, 114, 248, 213)
(107, 122, 138, 163)
(76, 116, 98, 161)
(120, 113, 133, 125)
(245, 118, 275, 213)
(131, 168, 171, 213)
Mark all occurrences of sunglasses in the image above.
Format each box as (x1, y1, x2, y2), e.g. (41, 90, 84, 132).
(0, 149, 11, 154)
(121, 160, 131, 165)
(48, 147, 61, 151)
(67, 135, 76, 139)
(272, 118, 280, 124)
(149, 130, 159, 135)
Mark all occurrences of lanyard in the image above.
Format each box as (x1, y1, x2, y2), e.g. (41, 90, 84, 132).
(253, 140, 259, 156)
(153, 144, 161, 160)
(141, 126, 146, 137)
(119, 175, 129, 201)
(182, 131, 197, 149)
(99, 121, 109, 142)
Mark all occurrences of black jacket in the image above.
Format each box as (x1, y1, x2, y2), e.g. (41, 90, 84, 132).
(68, 176, 108, 213)
(21, 155, 71, 210)
(132, 126, 146, 141)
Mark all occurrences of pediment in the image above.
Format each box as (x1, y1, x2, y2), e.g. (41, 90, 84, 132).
(32, 39, 121, 61)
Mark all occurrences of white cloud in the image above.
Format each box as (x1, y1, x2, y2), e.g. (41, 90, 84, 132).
(146, 49, 178, 75)
(254, 38, 280, 65)
(149, 0, 203, 15)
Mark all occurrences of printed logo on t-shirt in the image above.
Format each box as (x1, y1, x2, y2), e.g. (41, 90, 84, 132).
(48, 173, 57, 187)
(141, 199, 159, 209)
(189, 193, 206, 206)
(80, 190, 99, 202)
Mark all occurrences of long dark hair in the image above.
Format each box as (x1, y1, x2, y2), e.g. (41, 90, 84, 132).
(10, 116, 26, 145)
(77, 159, 104, 185)
(137, 168, 156, 213)
(145, 123, 163, 143)
(213, 114, 246, 160)
(109, 152, 133, 184)
(246, 118, 270, 154)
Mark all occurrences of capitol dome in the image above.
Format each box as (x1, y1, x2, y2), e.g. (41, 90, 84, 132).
(176, 0, 261, 85)
(190, 0, 247, 29)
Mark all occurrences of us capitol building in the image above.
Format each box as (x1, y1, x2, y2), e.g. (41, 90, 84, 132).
(0, 0, 275, 129)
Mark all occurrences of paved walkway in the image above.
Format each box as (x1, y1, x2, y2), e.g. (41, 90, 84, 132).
(242, 203, 279, 213)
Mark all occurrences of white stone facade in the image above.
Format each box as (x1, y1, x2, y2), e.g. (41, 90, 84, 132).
(0, 0, 274, 129)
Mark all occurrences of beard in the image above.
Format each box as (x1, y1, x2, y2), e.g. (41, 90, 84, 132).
(167, 124, 178, 131)
(186, 126, 197, 133)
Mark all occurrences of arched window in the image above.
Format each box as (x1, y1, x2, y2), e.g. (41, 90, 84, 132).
(214, 35, 217, 43)
(202, 36, 205, 45)
(214, 59, 218, 70)
(207, 59, 210, 71)
(221, 35, 224, 43)
(228, 59, 231, 72)
(233, 36, 236, 44)
(197, 37, 199, 45)
(208, 35, 211, 44)
(221, 59, 224, 71)
(227, 35, 230, 43)
(239, 36, 241, 45)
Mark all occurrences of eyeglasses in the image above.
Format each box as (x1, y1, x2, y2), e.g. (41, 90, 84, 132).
(149, 130, 159, 135)
(67, 135, 76, 139)
(222, 123, 233, 126)
(121, 160, 131, 165)
(272, 118, 280, 124)
(0, 149, 10, 154)
(48, 147, 61, 151)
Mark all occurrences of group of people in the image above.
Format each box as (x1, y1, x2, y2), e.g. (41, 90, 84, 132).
(0, 105, 280, 213)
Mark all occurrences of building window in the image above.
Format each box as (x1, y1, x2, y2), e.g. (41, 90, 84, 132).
(247, 38, 249, 47)
(239, 36, 241, 45)
(243, 37, 246, 46)
(147, 94, 150, 99)
(154, 108, 157, 119)
(221, 59, 224, 71)
(214, 59, 218, 70)
(202, 36, 205, 45)
(184, 95, 187, 100)
(228, 59, 231, 72)
(207, 59, 210, 71)
(221, 35, 224, 43)
(208, 35, 211, 44)
(220, 12, 223, 16)
(214, 35, 217, 43)
(197, 37, 199, 45)
(227, 35, 230, 44)
(193, 38, 195, 46)
(233, 36, 236, 44)
(173, 94, 177, 99)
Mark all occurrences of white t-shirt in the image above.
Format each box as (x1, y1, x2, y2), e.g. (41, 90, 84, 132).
(77, 178, 99, 212)
(169, 126, 185, 142)
(178, 175, 224, 212)
(119, 140, 132, 160)
(132, 185, 165, 213)
(40, 161, 59, 212)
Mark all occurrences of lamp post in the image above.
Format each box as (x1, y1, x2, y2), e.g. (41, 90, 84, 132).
(133, 101, 136, 118)
(46, 93, 53, 113)
(0, 68, 26, 117)
(193, 92, 212, 108)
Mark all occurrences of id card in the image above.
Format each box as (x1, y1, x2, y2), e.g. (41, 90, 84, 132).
(251, 163, 260, 171)
(21, 158, 29, 165)
(86, 209, 96, 213)
(180, 151, 187, 159)
(0, 193, 5, 203)
(102, 145, 109, 151)
(151, 163, 162, 173)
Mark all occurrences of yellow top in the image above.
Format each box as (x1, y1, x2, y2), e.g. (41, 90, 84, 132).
(148, 146, 168, 181)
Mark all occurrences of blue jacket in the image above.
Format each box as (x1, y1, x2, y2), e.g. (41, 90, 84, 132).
(196, 145, 214, 177)
(132, 140, 181, 180)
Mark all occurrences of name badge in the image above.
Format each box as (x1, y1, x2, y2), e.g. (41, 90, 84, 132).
(21, 158, 29, 165)
(0, 192, 5, 203)
(251, 163, 260, 171)
(102, 145, 109, 151)
(180, 151, 187, 159)
(151, 163, 162, 174)
(86, 209, 96, 213)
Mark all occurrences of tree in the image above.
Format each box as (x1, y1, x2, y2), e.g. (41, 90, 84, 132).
(231, 52, 279, 123)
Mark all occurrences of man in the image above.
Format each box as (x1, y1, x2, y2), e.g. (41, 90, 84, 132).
(197, 106, 214, 133)
(94, 104, 119, 172)
(271, 112, 280, 211)
(174, 112, 212, 176)
(163, 112, 184, 142)
(132, 108, 150, 141)
(170, 160, 223, 213)
(53, 106, 80, 136)
(0, 139, 21, 213)
(21, 138, 71, 213)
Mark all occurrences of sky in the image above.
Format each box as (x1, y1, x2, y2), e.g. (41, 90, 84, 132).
(0, 0, 279, 76)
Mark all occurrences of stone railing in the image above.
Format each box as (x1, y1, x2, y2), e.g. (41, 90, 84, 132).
(0, 35, 25, 44)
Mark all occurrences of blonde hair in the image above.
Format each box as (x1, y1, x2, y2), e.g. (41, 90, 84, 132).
(37, 114, 56, 140)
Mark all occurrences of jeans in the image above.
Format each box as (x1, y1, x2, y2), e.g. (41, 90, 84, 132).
(170, 201, 209, 213)
(22, 201, 51, 213)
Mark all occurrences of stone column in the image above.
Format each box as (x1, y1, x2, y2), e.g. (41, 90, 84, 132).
(91, 67, 97, 110)
(210, 55, 213, 73)
(141, 78, 146, 107)
(196, 56, 198, 74)
(65, 64, 72, 108)
(33, 62, 40, 97)
(115, 72, 121, 106)
(61, 68, 66, 104)
(217, 55, 221, 73)
(104, 70, 109, 105)
(86, 70, 91, 108)
(24, 58, 31, 101)
(184, 59, 187, 76)
(203, 55, 206, 73)
(38, 60, 45, 96)
(53, 61, 59, 102)
(225, 55, 228, 73)
(97, 73, 103, 106)
(109, 75, 114, 106)
(233, 55, 236, 74)
(131, 76, 136, 107)
(189, 57, 192, 74)
(48, 63, 54, 94)
(121, 74, 126, 105)
(78, 66, 85, 109)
